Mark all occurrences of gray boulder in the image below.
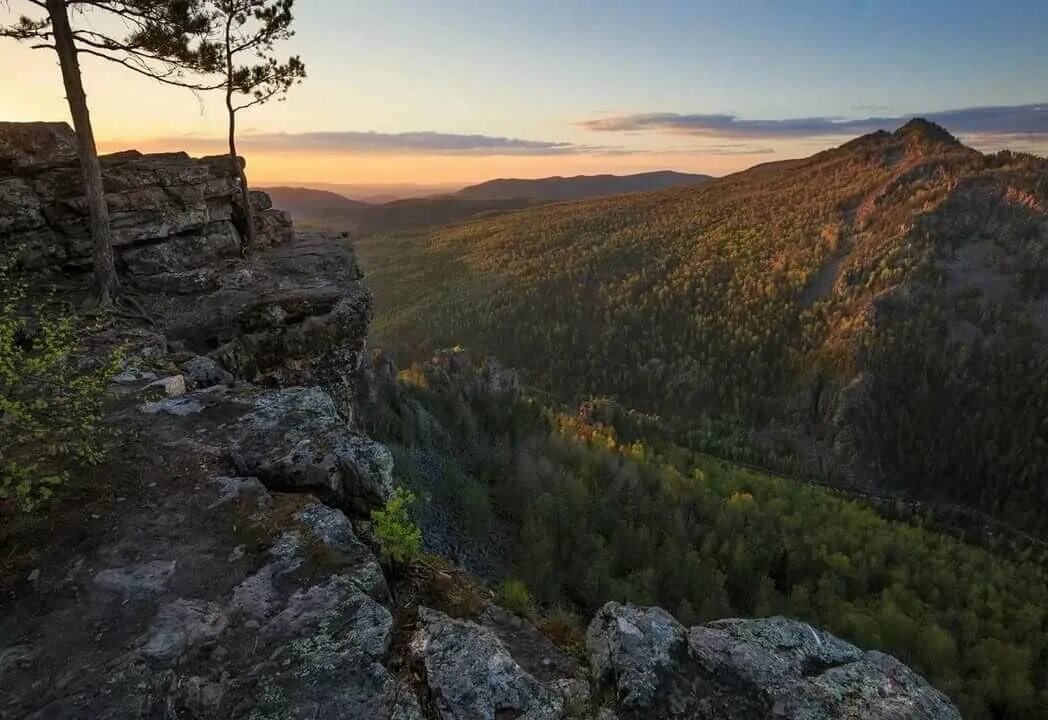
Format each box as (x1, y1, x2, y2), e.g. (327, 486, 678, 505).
(410, 607, 567, 720)
(251, 578, 422, 720)
(587, 603, 698, 718)
(0, 121, 299, 274)
(586, 603, 960, 720)
(141, 598, 229, 661)
(230, 387, 393, 513)
(0, 121, 76, 172)
(142, 375, 186, 398)
(687, 617, 961, 720)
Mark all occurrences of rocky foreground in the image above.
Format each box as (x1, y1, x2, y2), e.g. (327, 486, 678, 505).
(0, 123, 959, 719)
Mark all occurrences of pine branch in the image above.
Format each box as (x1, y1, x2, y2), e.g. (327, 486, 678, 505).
(76, 47, 220, 89)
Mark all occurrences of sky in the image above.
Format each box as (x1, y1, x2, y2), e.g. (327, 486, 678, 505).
(2, 0, 1048, 187)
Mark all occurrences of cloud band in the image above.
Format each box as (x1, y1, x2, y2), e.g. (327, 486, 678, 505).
(578, 103, 1048, 140)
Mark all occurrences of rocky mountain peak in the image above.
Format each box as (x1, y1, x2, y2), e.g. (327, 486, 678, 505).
(893, 117, 963, 150)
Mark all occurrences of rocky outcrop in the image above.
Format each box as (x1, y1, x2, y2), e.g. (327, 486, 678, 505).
(586, 602, 960, 720)
(424, 347, 521, 399)
(0, 122, 371, 409)
(0, 122, 291, 272)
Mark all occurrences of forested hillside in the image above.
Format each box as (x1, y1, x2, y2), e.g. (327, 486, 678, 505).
(358, 352, 1048, 720)
(356, 120, 1048, 535)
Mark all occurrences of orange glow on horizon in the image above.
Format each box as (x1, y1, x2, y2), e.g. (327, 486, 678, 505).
(95, 136, 784, 185)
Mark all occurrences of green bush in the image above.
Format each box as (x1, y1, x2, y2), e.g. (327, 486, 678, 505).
(371, 487, 422, 566)
(495, 578, 535, 618)
(0, 274, 120, 511)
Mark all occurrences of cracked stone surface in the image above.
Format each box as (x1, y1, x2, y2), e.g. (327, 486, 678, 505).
(586, 603, 960, 720)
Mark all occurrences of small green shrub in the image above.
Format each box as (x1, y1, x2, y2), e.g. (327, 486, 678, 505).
(0, 273, 120, 511)
(496, 577, 536, 618)
(371, 487, 422, 566)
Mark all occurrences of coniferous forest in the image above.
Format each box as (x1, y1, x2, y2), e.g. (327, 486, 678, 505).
(360, 354, 1048, 720)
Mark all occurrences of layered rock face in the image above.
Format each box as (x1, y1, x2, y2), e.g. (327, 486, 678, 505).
(0, 121, 291, 273)
(0, 123, 958, 720)
(0, 121, 369, 410)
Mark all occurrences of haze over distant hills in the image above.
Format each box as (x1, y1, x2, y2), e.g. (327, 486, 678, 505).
(266, 181, 463, 202)
(455, 170, 711, 202)
(260, 186, 372, 218)
(261, 170, 713, 235)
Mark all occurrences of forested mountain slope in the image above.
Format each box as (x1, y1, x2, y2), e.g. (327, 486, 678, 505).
(358, 119, 1048, 534)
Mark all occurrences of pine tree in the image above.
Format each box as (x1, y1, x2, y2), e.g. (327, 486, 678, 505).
(1, 1, 216, 306)
(200, 0, 305, 250)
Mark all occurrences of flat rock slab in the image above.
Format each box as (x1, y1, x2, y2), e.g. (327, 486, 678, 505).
(0, 389, 410, 720)
(92, 560, 177, 599)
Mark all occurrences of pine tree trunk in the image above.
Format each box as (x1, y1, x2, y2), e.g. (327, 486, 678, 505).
(226, 67, 256, 251)
(46, 0, 119, 306)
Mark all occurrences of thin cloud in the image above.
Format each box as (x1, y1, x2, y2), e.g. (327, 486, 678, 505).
(852, 104, 892, 114)
(699, 144, 775, 155)
(131, 130, 605, 156)
(577, 103, 1048, 140)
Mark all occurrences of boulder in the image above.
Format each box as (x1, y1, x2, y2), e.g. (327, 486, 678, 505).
(92, 560, 177, 600)
(155, 234, 373, 409)
(586, 603, 960, 720)
(687, 617, 961, 720)
(141, 598, 229, 661)
(0, 122, 242, 271)
(248, 577, 422, 720)
(1, 122, 372, 411)
(229, 387, 393, 514)
(587, 603, 697, 718)
(409, 607, 566, 720)
(142, 375, 186, 398)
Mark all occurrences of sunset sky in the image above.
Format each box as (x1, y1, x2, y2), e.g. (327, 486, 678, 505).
(3, 0, 1047, 187)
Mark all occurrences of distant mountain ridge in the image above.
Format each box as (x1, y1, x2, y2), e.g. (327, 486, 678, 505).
(261, 186, 373, 216)
(454, 170, 712, 202)
(260, 170, 712, 235)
